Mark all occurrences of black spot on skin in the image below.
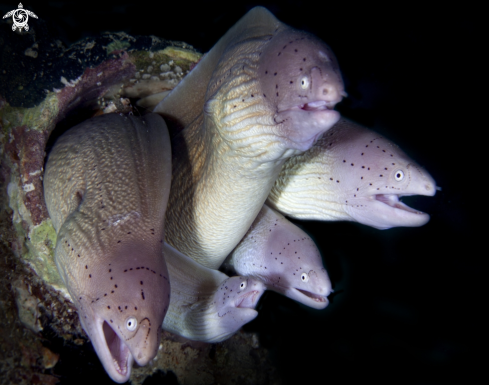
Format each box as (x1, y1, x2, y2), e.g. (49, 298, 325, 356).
(274, 72, 277, 76)
(135, 307, 137, 310)
(89, 274, 91, 278)
(109, 269, 111, 272)
(141, 291, 145, 300)
(110, 277, 113, 280)
(140, 281, 143, 285)
(114, 285, 117, 288)
(124, 269, 127, 272)
(107, 306, 110, 309)
(118, 240, 121, 243)
(104, 294, 107, 296)
(85, 265, 87, 269)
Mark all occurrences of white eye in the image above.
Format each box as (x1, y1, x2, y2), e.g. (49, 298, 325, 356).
(301, 273, 309, 282)
(126, 316, 137, 331)
(300, 76, 310, 89)
(239, 280, 247, 291)
(394, 170, 404, 181)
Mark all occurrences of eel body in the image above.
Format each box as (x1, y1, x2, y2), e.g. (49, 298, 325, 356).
(155, 6, 345, 268)
(44, 113, 171, 383)
(267, 118, 437, 229)
(226, 205, 331, 309)
(163, 244, 265, 342)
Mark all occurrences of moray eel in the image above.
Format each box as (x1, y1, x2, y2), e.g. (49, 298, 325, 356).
(154, 6, 345, 269)
(225, 205, 331, 309)
(44, 113, 172, 383)
(162, 244, 265, 342)
(267, 118, 437, 229)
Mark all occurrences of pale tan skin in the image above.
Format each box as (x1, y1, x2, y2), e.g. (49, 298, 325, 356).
(162, 244, 265, 342)
(226, 205, 331, 309)
(267, 118, 437, 229)
(44, 113, 172, 383)
(155, 6, 345, 269)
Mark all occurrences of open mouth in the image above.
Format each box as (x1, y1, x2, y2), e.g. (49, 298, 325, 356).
(374, 194, 426, 215)
(299, 100, 334, 111)
(102, 321, 131, 376)
(295, 288, 328, 303)
(235, 290, 261, 308)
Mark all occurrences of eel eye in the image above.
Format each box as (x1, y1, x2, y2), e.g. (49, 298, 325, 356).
(300, 76, 310, 89)
(394, 170, 404, 181)
(126, 316, 137, 331)
(301, 273, 309, 282)
(239, 280, 247, 291)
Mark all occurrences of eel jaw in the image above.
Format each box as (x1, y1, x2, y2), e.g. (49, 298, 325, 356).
(102, 321, 132, 379)
(286, 287, 329, 310)
(87, 317, 134, 383)
(346, 193, 432, 230)
(235, 290, 262, 309)
(276, 102, 340, 151)
(298, 100, 337, 111)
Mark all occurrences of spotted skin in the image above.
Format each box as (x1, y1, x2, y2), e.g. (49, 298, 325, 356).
(226, 205, 331, 309)
(162, 244, 265, 342)
(154, 6, 345, 269)
(44, 113, 171, 383)
(267, 118, 437, 229)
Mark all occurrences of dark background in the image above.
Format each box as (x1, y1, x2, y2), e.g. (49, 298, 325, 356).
(0, 1, 482, 384)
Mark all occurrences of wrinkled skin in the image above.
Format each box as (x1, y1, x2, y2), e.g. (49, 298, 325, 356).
(44, 114, 171, 383)
(268, 118, 437, 229)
